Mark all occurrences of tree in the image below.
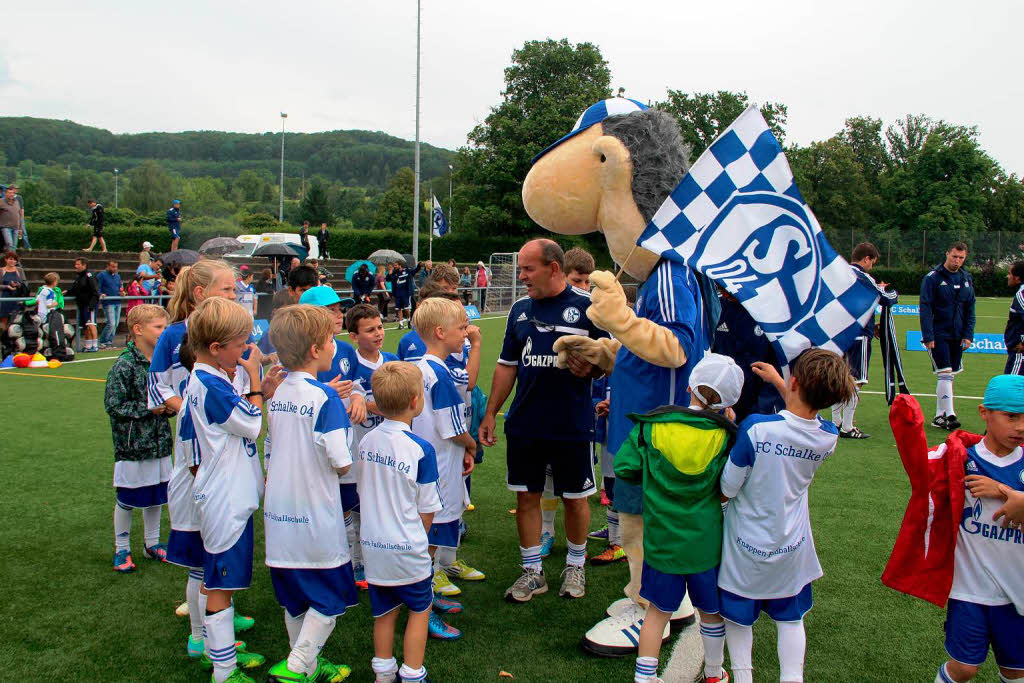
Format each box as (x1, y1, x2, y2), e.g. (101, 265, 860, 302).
(182, 177, 233, 217)
(656, 90, 788, 160)
(19, 179, 56, 213)
(885, 114, 933, 168)
(233, 169, 275, 203)
(123, 161, 175, 213)
(840, 116, 887, 191)
(299, 177, 332, 225)
(373, 167, 425, 231)
(456, 39, 612, 236)
(788, 137, 879, 238)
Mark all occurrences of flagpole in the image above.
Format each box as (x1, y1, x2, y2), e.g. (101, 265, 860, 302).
(411, 0, 422, 264)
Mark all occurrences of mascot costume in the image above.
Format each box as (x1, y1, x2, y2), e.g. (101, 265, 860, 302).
(523, 98, 716, 655)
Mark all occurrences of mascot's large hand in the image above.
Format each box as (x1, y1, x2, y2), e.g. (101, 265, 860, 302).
(553, 335, 621, 374)
(587, 270, 687, 369)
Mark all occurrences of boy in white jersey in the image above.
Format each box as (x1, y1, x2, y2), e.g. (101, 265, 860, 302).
(346, 303, 398, 588)
(935, 374, 1024, 683)
(410, 297, 477, 640)
(263, 305, 356, 683)
(357, 361, 443, 683)
(718, 349, 855, 683)
(182, 297, 267, 683)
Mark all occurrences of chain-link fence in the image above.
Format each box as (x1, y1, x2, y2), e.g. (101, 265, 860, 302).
(823, 230, 1024, 269)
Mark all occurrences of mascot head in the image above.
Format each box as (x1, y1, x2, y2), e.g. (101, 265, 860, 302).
(522, 98, 690, 281)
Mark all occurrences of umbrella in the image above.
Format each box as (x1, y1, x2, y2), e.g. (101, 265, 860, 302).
(160, 249, 200, 266)
(199, 236, 244, 256)
(368, 249, 405, 265)
(345, 259, 376, 282)
(253, 242, 307, 259)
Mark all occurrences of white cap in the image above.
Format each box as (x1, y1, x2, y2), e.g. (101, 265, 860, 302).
(142, 241, 153, 249)
(688, 353, 744, 410)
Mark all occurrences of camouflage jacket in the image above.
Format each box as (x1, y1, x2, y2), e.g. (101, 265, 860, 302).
(105, 343, 173, 462)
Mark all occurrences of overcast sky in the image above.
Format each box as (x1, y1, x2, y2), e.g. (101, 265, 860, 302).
(4, 0, 1023, 174)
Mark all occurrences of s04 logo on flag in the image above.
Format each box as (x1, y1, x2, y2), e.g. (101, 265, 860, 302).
(638, 106, 879, 371)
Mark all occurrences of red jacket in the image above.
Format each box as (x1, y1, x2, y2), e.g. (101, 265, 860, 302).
(882, 394, 983, 607)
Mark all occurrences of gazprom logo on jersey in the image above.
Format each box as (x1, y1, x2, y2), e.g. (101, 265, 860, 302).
(905, 331, 1007, 355)
(521, 336, 558, 368)
(875, 304, 919, 315)
(962, 498, 1024, 544)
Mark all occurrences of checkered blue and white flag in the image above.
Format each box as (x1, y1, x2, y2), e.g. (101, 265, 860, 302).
(637, 106, 879, 370)
(432, 194, 450, 238)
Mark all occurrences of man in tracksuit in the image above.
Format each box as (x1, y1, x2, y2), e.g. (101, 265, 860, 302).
(350, 263, 375, 304)
(919, 241, 976, 430)
(1004, 261, 1024, 375)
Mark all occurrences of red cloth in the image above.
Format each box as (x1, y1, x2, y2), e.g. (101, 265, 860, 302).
(882, 394, 983, 606)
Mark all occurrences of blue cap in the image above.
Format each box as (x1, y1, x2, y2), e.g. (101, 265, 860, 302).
(172, 199, 180, 204)
(983, 374, 1024, 413)
(299, 286, 341, 307)
(531, 97, 649, 165)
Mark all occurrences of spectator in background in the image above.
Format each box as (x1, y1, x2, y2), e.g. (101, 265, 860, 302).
(272, 264, 319, 312)
(475, 261, 490, 311)
(351, 262, 375, 304)
(7, 183, 29, 250)
(96, 260, 125, 349)
(317, 222, 330, 259)
(135, 252, 160, 302)
(165, 199, 181, 251)
(66, 257, 100, 352)
(255, 267, 276, 319)
(124, 275, 147, 315)
(84, 198, 107, 252)
(447, 258, 456, 268)
(0, 186, 21, 250)
(375, 264, 391, 320)
(306, 257, 332, 285)
(299, 220, 311, 253)
(0, 250, 25, 331)
(235, 265, 256, 318)
(140, 241, 154, 262)
(460, 266, 473, 304)
(150, 257, 166, 300)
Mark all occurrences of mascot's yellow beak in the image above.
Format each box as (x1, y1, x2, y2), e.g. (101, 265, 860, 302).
(522, 126, 605, 235)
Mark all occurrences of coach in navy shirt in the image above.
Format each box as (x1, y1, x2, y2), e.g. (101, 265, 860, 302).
(479, 239, 608, 602)
(919, 241, 976, 430)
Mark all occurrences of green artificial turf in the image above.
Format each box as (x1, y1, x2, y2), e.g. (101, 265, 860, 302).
(0, 297, 1015, 681)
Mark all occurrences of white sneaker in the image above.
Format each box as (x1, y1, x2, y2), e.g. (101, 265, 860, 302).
(605, 593, 694, 629)
(605, 596, 634, 618)
(581, 602, 669, 657)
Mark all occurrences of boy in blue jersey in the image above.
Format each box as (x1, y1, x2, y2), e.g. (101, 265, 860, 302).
(410, 297, 477, 640)
(181, 297, 268, 683)
(358, 361, 443, 683)
(933, 374, 1024, 683)
(1003, 262, 1024, 376)
(263, 305, 355, 683)
(718, 349, 856, 683)
(346, 303, 399, 588)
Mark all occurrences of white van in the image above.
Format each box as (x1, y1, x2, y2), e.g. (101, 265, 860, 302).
(227, 233, 320, 260)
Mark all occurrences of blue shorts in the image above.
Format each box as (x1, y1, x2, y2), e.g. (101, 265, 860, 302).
(166, 529, 204, 569)
(203, 516, 254, 591)
(719, 583, 813, 627)
(368, 576, 433, 617)
(116, 481, 168, 509)
(394, 294, 410, 310)
(928, 339, 965, 374)
(640, 562, 720, 614)
(340, 483, 360, 513)
(613, 478, 643, 515)
(845, 336, 871, 384)
(77, 306, 96, 328)
(945, 599, 1024, 669)
(426, 519, 460, 549)
(169, 226, 180, 239)
(270, 563, 359, 618)
(1005, 352, 1024, 376)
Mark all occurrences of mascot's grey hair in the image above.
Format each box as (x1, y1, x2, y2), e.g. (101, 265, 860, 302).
(602, 110, 692, 223)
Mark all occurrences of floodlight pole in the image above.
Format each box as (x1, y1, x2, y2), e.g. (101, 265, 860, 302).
(412, 0, 422, 263)
(448, 164, 453, 231)
(279, 113, 288, 223)
(114, 168, 119, 209)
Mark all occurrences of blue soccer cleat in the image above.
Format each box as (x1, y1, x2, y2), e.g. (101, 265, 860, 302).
(427, 612, 462, 640)
(540, 531, 554, 558)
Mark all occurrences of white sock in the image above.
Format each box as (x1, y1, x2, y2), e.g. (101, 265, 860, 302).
(398, 664, 428, 682)
(114, 503, 132, 551)
(541, 507, 556, 536)
(566, 539, 587, 567)
(700, 620, 726, 679)
(204, 606, 237, 683)
(187, 570, 205, 640)
(935, 662, 956, 682)
(830, 402, 844, 427)
(725, 620, 754, 683)
(936, 375, 953, 417)
(284, 608, 304, 649)
(435, 546, 457, 569)
(288, 608, 336, 675)
(841, 391, 859, 431)
(776, 619, 806, 683)
(372, 656, 398, 682)
(520, 545, 542, 571)
(142, 505, 161, 547)
(634, 655, 659, 682)
(608, 509, 621, 546)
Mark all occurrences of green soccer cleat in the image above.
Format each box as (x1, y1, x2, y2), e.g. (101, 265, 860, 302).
(266, 659, 307, 682)
(211, 669, 256, 683)
(312, 656, 351, 682)
(233, 613, 255, 632)
(189, 636, 248, 659)
(199, 646, 264, 671)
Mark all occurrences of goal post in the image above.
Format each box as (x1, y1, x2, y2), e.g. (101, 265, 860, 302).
(485, 252, 519, 313)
